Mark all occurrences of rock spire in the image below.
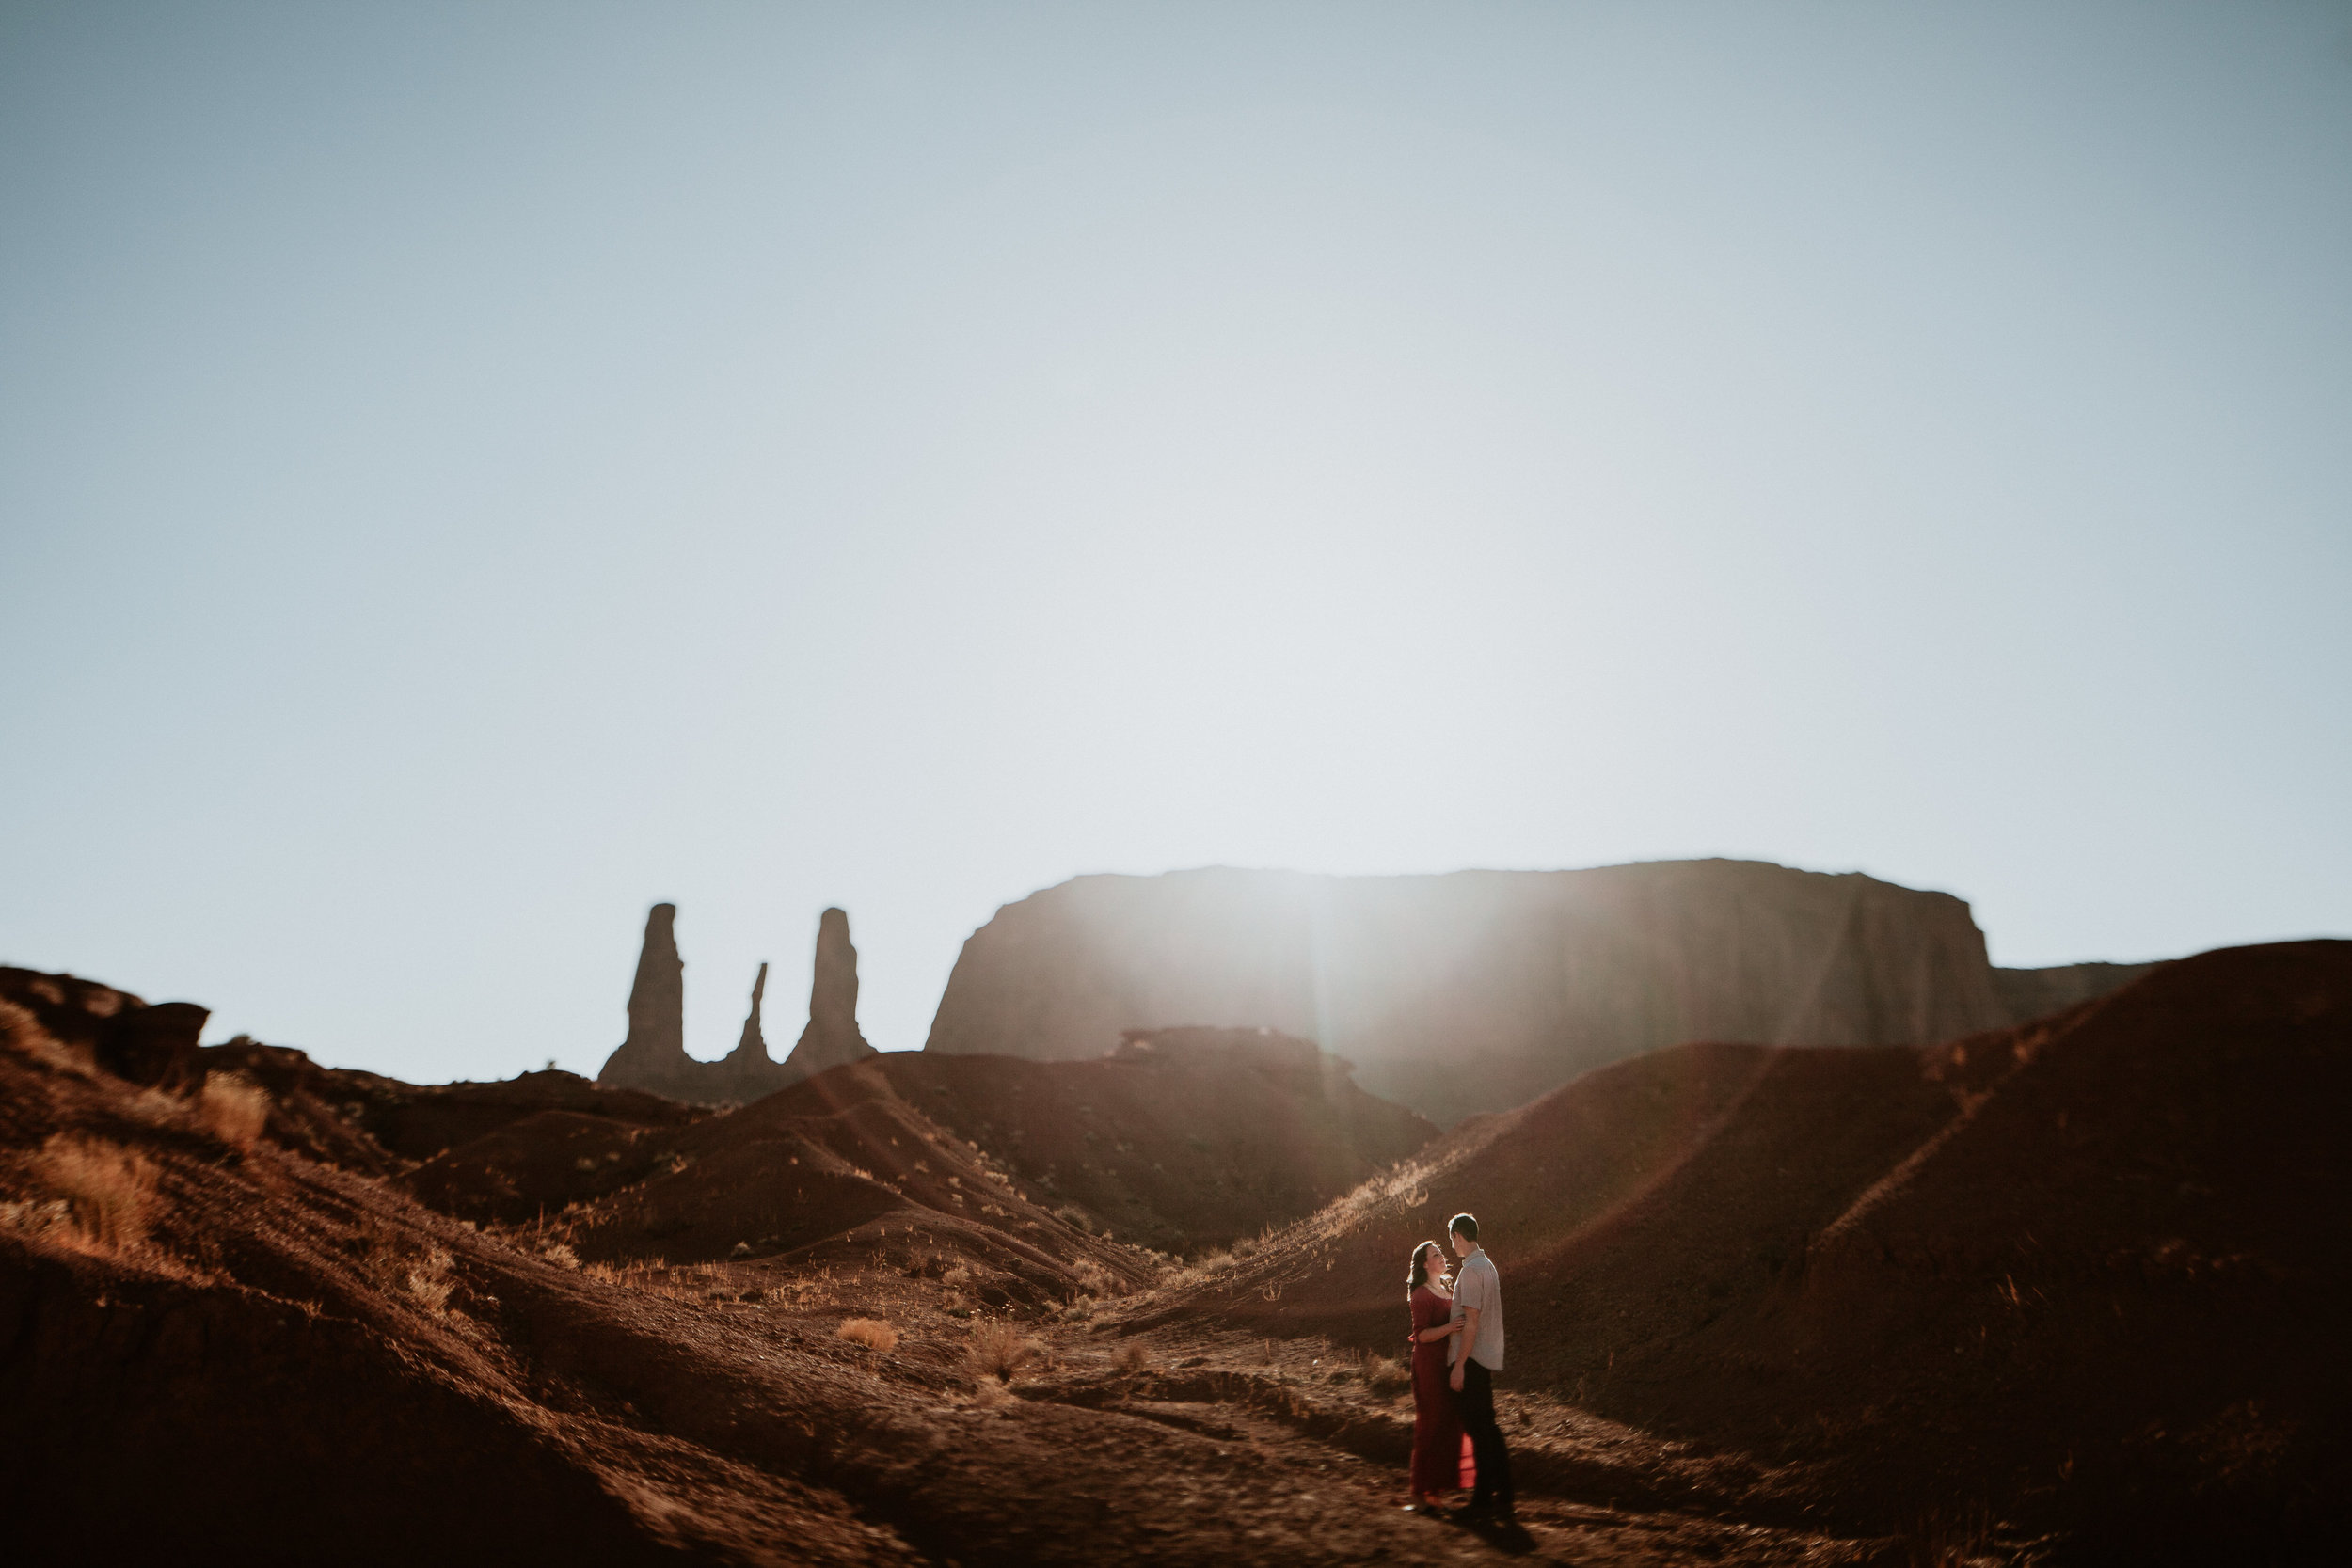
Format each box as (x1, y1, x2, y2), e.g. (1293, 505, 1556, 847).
(597, 903, 688, 1085)
(596, 904, 874, 1103)
(727, 961, 771, 1063)
(784, 908, 877, 1079)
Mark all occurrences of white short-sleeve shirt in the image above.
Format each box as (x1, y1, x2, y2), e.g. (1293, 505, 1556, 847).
(1448, 1247, 1505, 1370)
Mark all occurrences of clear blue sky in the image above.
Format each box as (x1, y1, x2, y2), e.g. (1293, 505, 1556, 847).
(4, 2, 2346, 1083)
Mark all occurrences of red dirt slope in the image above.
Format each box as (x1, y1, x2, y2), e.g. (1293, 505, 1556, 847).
(404, 1028, 1433, 1317)
(199, 1036, 709, 1175)
(875, 1028, 1439, 1251)
(1150, 942, 2352, 1559)
(11, 992, 1769, 1566)
(410, 1026, 1433, 1264)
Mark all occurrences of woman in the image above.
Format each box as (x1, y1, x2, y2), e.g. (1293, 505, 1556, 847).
(1405, 1239, 1474, 1513)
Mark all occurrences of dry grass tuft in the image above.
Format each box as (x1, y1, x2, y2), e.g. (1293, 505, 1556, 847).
(195, 1071, 271, 1152)
(33, 1134, 157, 1249)
(967, 1319, 1041, 1382)
(941, 1264, 972, 1288)
(0, 1196, 74, 1241)
(1171, 1247, 1237, 1285)
(837, 1317, 899, 1352)
(1116, 1339, 1151, 1373)
(1, 1000, 96, 1079)
(1367, 1355, 1410, 1395)
(405, 1246, 456, 1313)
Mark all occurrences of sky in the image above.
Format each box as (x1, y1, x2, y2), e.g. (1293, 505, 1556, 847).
(4, 1, 2347, 1084)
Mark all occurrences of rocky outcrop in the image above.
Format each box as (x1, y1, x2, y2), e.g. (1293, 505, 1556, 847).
(595, 904, 689, 1088)
(596, 906, 873, 1105)
(729, 961, 770, 1063)
(781, 908, 876, 1079)
(1992, 959, 2159, 1022)
(0, 966, 208, 1093)
(924, 860, 2154, 1125)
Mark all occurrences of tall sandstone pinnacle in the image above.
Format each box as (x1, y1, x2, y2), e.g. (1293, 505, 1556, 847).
(922, 860, 2156, 1126)
(784, 907, 877, 1078)
(597, 903, 689, 1085)
(725, 961, 771, 1066)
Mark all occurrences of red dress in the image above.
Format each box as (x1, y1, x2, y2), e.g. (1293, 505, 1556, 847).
(1408, 1285, 1475, 1496)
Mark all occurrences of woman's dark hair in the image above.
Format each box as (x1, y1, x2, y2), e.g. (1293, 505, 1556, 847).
(1408, 1240, 1444, 1292)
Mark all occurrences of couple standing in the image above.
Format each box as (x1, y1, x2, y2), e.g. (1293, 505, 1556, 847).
(1405, 1212, 1514, 1525)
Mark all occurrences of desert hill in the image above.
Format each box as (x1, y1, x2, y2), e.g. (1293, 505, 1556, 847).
(0, 964, 710, 1180)
(922, 860, 2156, 1125)
(9, 942, 2343, 1561)
(1135, 940, 2352, 1560)
(8, 978, 1899, 1565)
(414, 1026, 1436, 1281)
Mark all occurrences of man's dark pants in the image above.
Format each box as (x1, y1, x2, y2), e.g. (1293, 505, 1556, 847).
(1452, 1357, 1514, 1514)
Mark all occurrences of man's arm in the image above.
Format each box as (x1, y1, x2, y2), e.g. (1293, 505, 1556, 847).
(1449, 1305, 1480, 1389)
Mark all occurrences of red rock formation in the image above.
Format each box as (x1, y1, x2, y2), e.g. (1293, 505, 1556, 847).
(924, 861, 2149, 1125)
(782, 907, 876, 1080)
(0, 966, 208, 1093)
(1991, 957, 2157, 1020)
(596, 906, 872, 1104)
(594, 903, 690, 1088)
(729, 960, 771, 1062)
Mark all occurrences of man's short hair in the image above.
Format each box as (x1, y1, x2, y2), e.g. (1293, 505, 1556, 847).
(1448, 1212, 1479, 1242)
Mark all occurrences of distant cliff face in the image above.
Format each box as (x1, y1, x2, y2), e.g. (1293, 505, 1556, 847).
(923, 861, 2139, 1126)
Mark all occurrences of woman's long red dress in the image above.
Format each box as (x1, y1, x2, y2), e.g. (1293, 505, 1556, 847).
(1408, 1285, 1475, 1497)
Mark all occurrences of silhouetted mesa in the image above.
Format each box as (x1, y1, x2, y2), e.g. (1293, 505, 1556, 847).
(596, 904, 872, 1105)
(923, 860, 2160, 1124)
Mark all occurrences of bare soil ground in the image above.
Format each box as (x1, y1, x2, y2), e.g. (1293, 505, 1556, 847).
(5, 945, 2345, 1564)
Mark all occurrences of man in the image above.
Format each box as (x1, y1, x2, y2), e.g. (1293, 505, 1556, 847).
(1446, 1212, 1514, 1523)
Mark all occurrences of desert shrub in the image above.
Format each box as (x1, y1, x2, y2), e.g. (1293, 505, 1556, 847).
(536, 1240, 580, 1269)
(35, 1134, 156, 1249)
(195, 1071, 271, 1152)
(1116, 1339, 1151, 1373)
(1069, 1258, 1118, 1297)
(1054, 1203, 1094, 1233)
(405, 1246, 456, 1313)
(1, 999, 96, 1079)
(1367, 1355, 1409, 1395)
(941, 1264, 972, 1288)
(967, 1320, 1041, 1382)
(837, 1317, 898, 1352)
(0, 1197, 73, 1240)
(1194, 1248, 1237, 1276)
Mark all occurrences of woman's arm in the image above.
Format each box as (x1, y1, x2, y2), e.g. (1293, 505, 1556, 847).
(1415, 1319, 1465, 1343)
